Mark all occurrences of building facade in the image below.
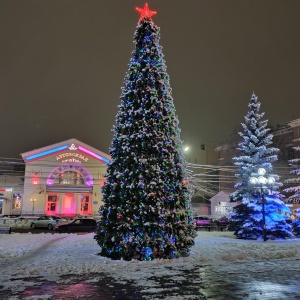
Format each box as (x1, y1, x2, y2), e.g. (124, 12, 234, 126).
(184, 142, 219, 215)
(272, 118, 300, 214)
(215, 118, 300, 216)
(210, 191, 237, 217)
(0, 176, 24, 216)
(1, 138, 110, 217)
(273, 118, 300, 164)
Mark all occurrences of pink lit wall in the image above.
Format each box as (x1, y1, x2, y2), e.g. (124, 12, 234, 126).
(62, 193, 75, 215)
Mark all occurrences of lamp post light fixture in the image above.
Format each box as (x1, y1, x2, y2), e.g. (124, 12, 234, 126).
(249, 168, 276, 242)
(30, 198, 36, 216)
(184, 146, 190, 152)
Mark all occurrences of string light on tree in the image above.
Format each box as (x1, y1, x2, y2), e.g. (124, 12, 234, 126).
(94, 3, 196, 261)
(249, 168, 276, 241)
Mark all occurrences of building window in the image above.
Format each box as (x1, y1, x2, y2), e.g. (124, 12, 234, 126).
(13, 194, 22, 209)
(48, 203, 56, 211)
(201, 144, 205, 150)
(80, 196, 89, 213)
(47, 195, 57, 212)
(289, 149, 295, 160)
(55, 171, 84, 185)
(0, 193, 4, 214)
(31, 172, 41, 185)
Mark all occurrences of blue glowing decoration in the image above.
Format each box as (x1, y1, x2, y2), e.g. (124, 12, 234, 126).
(171, 250, 177, 258)
(26, 145, 69, 162)
(170, 237, 175, 244)
(142, 247, 153, 258)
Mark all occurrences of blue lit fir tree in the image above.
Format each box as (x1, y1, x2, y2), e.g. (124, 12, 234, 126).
(284, 146, 300, 203)
(284, 146, 300, 236)
(94, 4, 196, 260)
(228, 93, 293, 240)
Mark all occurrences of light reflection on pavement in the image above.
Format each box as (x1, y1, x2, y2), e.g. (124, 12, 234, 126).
(2, 255, 300, 299)
(199, 260, 300, 300)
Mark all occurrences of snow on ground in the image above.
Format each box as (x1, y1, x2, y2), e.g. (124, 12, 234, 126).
(1, 231, 300, 296)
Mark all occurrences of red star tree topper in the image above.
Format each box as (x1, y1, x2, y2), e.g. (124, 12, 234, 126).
(135, 3, 157, 22)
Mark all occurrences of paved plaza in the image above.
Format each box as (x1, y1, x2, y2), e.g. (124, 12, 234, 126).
(1, 259, 300, 299)
(1, 229, 300, 300)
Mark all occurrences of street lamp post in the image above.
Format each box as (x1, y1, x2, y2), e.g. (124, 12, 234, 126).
(30, 198, 36, 216)
(249, 168, 276, 242)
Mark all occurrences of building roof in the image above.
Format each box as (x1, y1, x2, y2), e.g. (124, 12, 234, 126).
(210, 191, 231, 203)
(20, 138, 111, 164)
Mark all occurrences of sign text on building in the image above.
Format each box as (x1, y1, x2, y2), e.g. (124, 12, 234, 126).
(56, 152, 89, 164)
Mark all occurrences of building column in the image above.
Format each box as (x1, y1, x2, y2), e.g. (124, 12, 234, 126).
(75, 193, 81, 215)
(58, 193, 64, 215)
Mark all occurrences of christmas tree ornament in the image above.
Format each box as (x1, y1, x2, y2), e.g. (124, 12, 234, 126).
(94, 4, 196, 261)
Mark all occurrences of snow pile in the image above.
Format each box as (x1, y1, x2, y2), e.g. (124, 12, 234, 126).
(0, 218, 32, 228)
(191, 231, 300, 262)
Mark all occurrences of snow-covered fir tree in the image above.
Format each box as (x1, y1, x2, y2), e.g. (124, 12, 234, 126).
(94, 4, 196, 261)
(228, 93, 293, 240)
(284, 146, 300, 235)
(284, 146, 300, 203)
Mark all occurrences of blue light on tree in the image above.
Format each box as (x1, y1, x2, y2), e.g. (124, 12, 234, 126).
(229, 94, 293, 240)
(94, 3, 196, 261)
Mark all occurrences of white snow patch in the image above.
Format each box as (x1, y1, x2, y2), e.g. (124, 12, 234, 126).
(0, 231, 299, 296)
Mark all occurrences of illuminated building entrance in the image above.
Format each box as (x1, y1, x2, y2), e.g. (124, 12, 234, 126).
(45, 192, 92, 217)
(20, 138, 110, 217)
(45, 165, 94, 217)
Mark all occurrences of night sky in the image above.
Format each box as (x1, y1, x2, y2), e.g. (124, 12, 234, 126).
(1, 1, 300, 159)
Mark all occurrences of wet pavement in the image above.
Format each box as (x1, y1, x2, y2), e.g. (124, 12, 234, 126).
(19, 274, 143, 300)
(0, 270, 205, 300)
(2, 229, 300, 299)
(1, 260, 300, 300)
(199, 262, 300, 300)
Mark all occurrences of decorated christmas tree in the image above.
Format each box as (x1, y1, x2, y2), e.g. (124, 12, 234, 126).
(94, 4, 196, 260)
(228, 93, 293, 240)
